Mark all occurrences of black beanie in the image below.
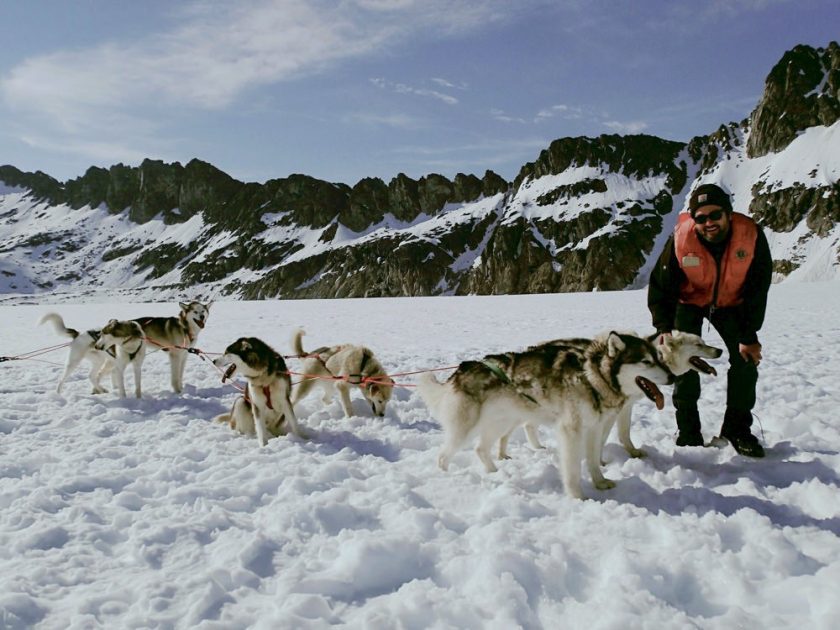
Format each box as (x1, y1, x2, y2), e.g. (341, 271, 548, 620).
(689, 183, 732, 215)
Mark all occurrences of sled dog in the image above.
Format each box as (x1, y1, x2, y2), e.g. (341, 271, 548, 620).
(92, 319, 146, 398)
(212, 337, 305, 447)
(499, 330, 723, 462)
(290, 329, 394, 418)
(40, 313, 113, 394)
(417, 331, 673, 499)
(135, 301, 210, 393)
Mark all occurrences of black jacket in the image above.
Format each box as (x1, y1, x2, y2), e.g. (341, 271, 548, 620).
(647, 225, 773, 345)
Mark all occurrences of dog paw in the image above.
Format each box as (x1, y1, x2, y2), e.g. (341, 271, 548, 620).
(595, 478, 616, 490)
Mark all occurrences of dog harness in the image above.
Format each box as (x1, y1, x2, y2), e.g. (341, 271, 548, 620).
(245, 385, 274, 410)
(479, 358, 539, 405)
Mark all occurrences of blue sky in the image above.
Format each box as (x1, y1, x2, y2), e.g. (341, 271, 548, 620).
(1, 1, 838, 186)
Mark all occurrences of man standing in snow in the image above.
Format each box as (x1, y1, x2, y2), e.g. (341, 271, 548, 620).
(648, 183, 773, 457)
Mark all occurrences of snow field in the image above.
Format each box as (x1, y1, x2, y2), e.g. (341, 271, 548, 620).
(1, 284, 839, 628)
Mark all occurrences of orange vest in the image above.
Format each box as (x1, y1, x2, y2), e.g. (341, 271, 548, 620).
(674, 212, 758, 308)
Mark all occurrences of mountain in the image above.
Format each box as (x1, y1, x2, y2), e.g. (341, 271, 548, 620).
(1, 42, 838, 304)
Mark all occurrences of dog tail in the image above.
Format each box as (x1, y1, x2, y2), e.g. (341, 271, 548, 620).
(416, 372, 448, 419)
(291, 327, 306, 356)
(212, 412, 233, 426)
(39, 312, 79, 338)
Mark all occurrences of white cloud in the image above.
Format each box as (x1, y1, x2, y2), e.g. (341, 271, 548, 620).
(431, 77, 468, 90)
(534, 104, 583, 123)
(490, 109, 527, 124)
(604, 120, 649, 134)
(371, 78, 459, 105)
(348, 112, 422, 128)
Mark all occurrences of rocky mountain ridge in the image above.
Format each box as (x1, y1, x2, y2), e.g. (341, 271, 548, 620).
(1, 42, 838, 303)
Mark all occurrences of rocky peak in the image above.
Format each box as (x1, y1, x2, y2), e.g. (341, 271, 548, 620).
(0, 165, 63, 202)
(687, 121, 748, 176)
(514, 134, 686, 191)
(747, 41, 840, 157)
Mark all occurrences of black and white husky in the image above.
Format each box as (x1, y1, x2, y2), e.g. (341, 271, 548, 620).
(498, 330, 723, 462)
(212, 337, 306, 447)
(134, 301, 210, 393)
(40, 313, 145, 398)
(417, 331, 674, 499)
(290, 329, 394, 418)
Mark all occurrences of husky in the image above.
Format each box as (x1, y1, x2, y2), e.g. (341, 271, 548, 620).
(290, 329, 394, 418)
(39, 313, 113, 394)
(134, 301, 210, 393)
(93, 319, 146, 398)
(417, 331, 673, 499)
(498, 330, 723, 462)
(212, 337, 306, 447)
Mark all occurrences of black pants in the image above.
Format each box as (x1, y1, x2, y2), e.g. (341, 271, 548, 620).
(673, 304, 758, 432)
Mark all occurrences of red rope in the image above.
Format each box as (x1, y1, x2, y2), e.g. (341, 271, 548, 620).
(1, 341, 73, 363)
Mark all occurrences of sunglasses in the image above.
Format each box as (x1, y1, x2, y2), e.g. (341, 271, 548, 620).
(693, 209, 725, 224)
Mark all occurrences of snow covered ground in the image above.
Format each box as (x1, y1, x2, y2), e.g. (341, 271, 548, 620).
(1, 282, 838, 629)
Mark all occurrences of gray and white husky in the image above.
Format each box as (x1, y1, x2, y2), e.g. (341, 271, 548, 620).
(40, 314, 145, 397)
(498, 330, 723, 462)
(290, 329, 394, 418)
(94, 319, 147, 398)
(212, 337, 306, 447)
(134, 301, 210, 393)
(40, 312, 112, 394)
(417, 331, 673, 499)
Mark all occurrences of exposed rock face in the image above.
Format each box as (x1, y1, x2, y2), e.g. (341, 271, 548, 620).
(751, 181, 840, 237)
(1, 43, 838, 301)
(748, 42, 840, 157)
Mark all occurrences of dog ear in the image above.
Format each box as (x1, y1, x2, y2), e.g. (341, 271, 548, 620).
(179, 302, 189, 311)
(607, 331, 625, 357)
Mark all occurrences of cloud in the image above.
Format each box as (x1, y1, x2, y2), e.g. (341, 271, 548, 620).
(490, 109, 527, 124)
(534, 104, 584, 123)
(347, 112, 423, 128)
(431, 77, 468, 90)
(371, 78, 459, 105)
(603, 120, 649, 134)
(0, 0, 523, 164)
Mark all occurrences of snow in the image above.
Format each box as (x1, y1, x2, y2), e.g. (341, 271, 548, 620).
(507, 166, 671, 225)
(1, 282, 839, 628)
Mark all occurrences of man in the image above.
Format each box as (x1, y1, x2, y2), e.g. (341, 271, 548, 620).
(648, 183, 772, 457)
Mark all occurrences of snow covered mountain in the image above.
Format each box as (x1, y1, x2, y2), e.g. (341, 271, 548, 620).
(1, 42, 838, 304)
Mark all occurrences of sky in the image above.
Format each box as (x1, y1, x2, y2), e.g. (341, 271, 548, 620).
(0, 0, 838, 187)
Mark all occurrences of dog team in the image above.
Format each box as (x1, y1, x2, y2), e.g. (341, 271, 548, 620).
(40, 301, 723, 499)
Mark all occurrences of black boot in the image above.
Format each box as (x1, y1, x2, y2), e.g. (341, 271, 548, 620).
(675, 407, 704, 447)
(720, 409, 765, 458)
